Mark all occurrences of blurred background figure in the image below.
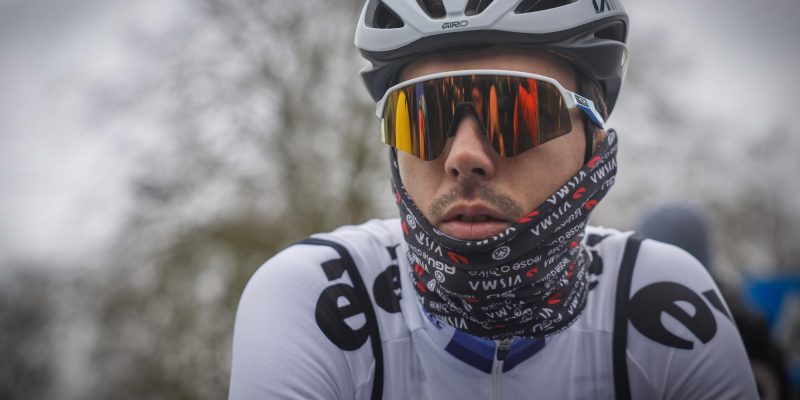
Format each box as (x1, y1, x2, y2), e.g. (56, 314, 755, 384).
(637, 202, 796, 400)
(638, 203, 712, 267)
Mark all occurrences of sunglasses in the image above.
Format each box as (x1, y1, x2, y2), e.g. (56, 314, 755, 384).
(376, 69, 606, 161)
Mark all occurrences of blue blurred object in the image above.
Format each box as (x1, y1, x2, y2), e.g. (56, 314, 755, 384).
(742, 274, 800, 329)
(742, 273, 800, 395)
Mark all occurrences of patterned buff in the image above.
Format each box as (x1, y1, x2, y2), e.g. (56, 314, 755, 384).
(391, 130, 618, 339)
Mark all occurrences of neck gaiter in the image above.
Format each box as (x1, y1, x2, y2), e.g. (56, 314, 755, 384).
(392, 130, 618, 339)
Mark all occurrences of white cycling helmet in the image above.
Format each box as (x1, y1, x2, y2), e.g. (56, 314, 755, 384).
(355, 0, 629, 115)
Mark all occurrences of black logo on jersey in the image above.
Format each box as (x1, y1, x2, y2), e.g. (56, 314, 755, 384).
(315, 258, 370, 350)
(629, 282, 727, 349)
(588, 250, 604, 291)
(316, 246, 401, 350)
(586, 233, 610, 246)
(373, 246, 402, 313)
(585, 234, 609, 291)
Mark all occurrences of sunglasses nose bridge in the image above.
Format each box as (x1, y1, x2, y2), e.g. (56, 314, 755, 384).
(446, 102, 485, 138)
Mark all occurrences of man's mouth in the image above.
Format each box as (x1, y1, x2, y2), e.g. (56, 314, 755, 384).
(439, 206, 515, 240)
(456, 214, 492, 223)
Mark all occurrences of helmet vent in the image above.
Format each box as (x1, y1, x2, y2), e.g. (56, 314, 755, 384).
(365, 1, 405, 28)
(514, 0, 575, 14)
(594, 21, 626, 42)
(417, 0, 446, 19)
(465, 0, 495, 16)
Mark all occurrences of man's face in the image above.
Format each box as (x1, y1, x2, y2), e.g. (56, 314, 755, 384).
(397, 48, 587, 241)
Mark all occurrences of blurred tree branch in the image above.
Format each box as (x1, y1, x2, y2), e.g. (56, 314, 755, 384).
(87, 0, 385, 398)
(0, 269, 54, 400)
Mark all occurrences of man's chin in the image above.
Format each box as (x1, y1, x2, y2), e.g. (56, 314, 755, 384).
(438, 220, 513, 240)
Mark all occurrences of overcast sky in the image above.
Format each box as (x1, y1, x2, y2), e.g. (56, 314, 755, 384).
(0, 0, 183, 267)
(624, 0, 800, 130)
(1, 0, 798, 268)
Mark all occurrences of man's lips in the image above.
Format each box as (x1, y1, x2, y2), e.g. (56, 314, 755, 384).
(438, 204, 515, 240)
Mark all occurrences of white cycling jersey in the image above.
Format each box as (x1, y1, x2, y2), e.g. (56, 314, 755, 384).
(229, 219, 757, 399)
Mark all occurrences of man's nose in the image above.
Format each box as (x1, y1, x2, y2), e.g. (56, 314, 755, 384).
(443, 112, 497, 181)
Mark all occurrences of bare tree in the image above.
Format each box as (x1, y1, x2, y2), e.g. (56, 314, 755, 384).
(86, 1, 387, 398)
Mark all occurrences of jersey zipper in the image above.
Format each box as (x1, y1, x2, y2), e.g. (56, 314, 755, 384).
(492, 338, 512, 400)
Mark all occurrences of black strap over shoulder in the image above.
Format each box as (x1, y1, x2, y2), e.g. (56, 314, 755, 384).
(613, 233, 645, 400)
(298, 237, 384, 400)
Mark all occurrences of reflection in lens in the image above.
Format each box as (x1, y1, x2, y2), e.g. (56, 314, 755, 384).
(395, 90, 412, 153)
(485, 84, 501, 155)
(536, 81, 571, 143)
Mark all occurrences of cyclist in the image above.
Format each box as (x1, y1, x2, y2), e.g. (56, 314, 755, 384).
(230, 1, 758, 398)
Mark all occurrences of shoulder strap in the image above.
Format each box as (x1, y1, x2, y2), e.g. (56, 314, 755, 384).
(297, 237, 384, 400)
(612, 233, 644, 400)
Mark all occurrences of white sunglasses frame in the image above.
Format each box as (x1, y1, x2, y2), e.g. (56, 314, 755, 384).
(375, 69, 606, 131)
